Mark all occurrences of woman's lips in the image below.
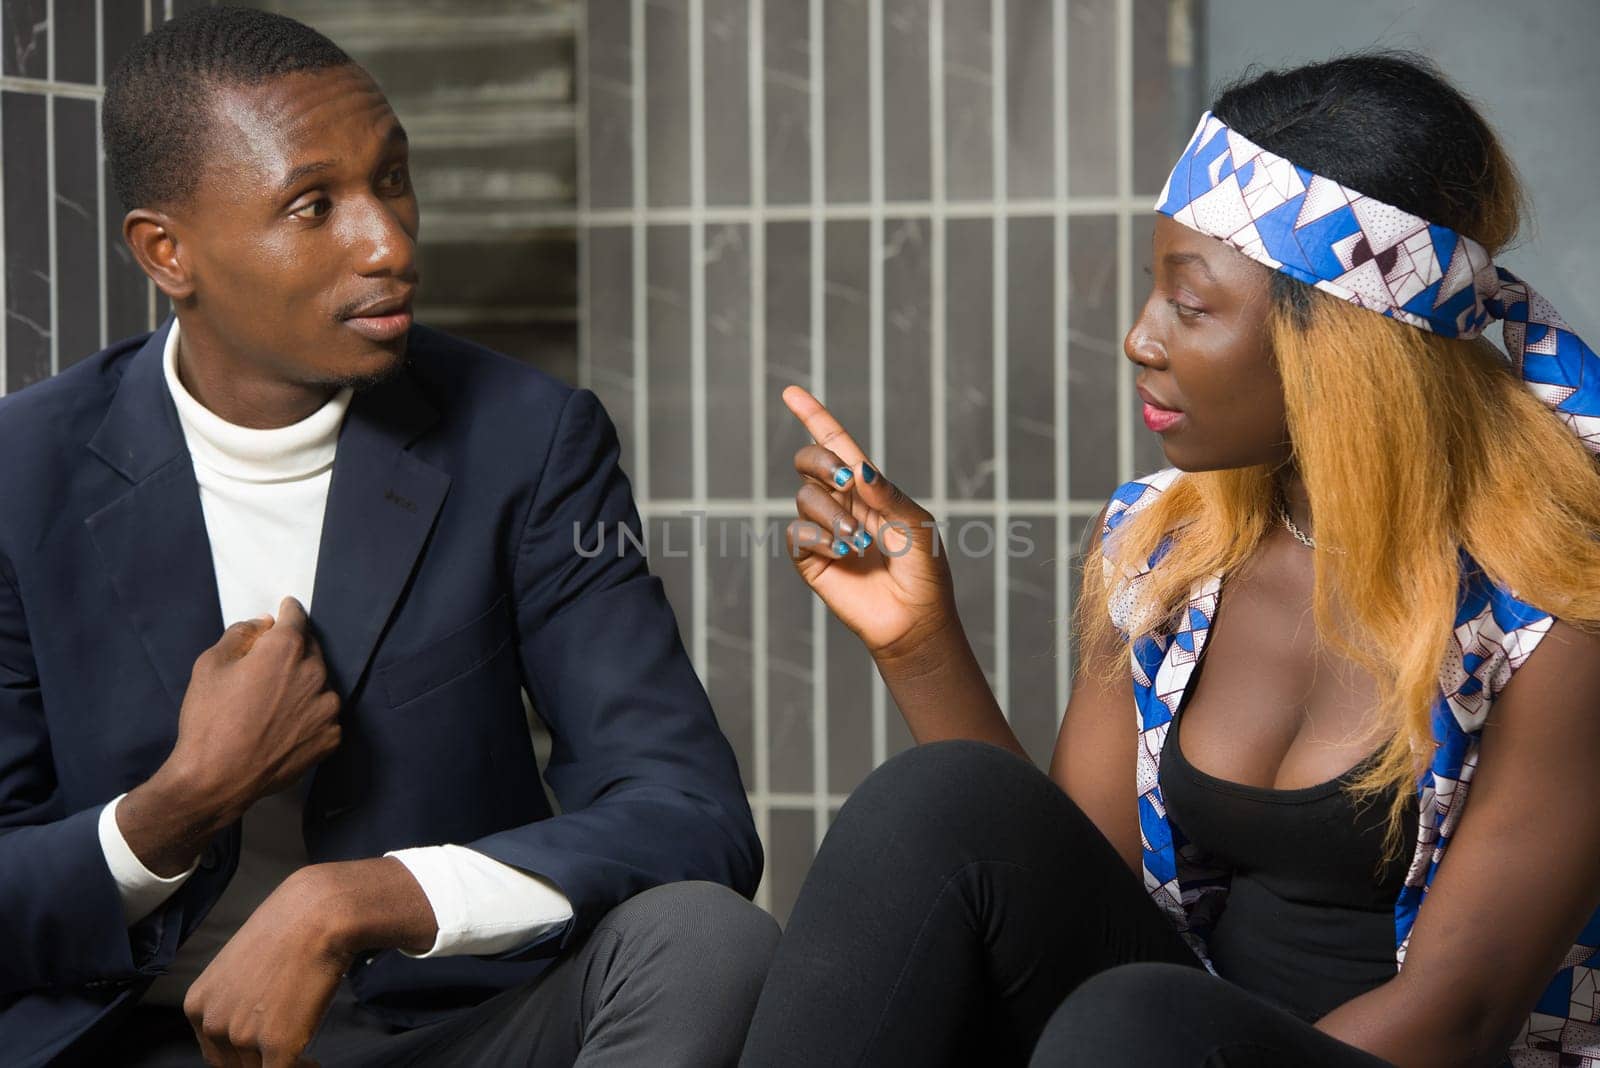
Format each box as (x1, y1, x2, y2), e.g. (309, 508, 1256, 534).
(1142, 402, 1186, 433)
(343, 308, 413, 343)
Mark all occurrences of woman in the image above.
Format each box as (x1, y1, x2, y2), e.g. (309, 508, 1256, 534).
(740, 54, 1600, 1067)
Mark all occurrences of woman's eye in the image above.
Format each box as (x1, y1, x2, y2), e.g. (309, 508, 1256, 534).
(1166, 298, 1203, 321)
(290, 197, 330, 220)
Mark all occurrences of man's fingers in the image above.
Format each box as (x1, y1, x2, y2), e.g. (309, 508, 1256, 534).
(272, 596, 309, 634)
(215, 616, 274, 661)
(782, 385, 866, 465)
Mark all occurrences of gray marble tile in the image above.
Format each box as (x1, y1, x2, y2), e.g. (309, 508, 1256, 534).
(1007, 514, 1059, 769)
(949, 522, 997, 691)
(4, 91, 50, 394)
(1067, 214, 1119, 501)
(764, 220, 812, 495)
(1066, 0, 1116, 197)
(703, 0, 750, 206)
(647, 224, 693, 501)
(1133, 0, 1201, 197)
(3, 0, 48, 79)
(763, 0, 810, 206)
(54, 0, 94, 84)
(882, 0, 930, 203)
(705, 223, 752, 499)
(881, 216, 932, 498)
(766, 807, 816, 927)
(645, 0, 691, 208)
(103, 152, 149, 343)
(54, 96, 99, 368)
(1005, 0, 1055, 200)
(767, 545, 814, 796)
(824, 220, 869, 451)
(705, 515, 755, 789)
(584, 225, 635, 463)
(825, 614, 874, 796)
(102, 0, 146, 93)
(1130, 212, 1169, 476)
(945, 217, 994, 499)
(823, 0, 869, 203)
(1006, 216, 1055, 500)
(584, 0, 634, 211)
(942, 0, 991, 202)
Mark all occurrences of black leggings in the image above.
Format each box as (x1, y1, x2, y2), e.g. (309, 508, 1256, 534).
(740, 741, 1394, 1067)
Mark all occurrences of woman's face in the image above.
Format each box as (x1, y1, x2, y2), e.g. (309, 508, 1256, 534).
(1124, 215, 1291, 472)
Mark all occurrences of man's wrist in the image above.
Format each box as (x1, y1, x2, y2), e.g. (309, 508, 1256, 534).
(298, 858, 439, 958)
(117, 763, 232, 877)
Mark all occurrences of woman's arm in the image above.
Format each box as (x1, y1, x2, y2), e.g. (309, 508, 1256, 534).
(1316, 618, 1600, 1067)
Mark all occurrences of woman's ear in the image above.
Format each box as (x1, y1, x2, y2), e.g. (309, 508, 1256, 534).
(123, 209, 195, 301)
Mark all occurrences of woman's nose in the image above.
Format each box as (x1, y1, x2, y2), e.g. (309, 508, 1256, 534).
(1122, 314, 1168, 371)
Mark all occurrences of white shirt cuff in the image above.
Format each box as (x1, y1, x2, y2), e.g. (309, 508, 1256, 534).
(97, 792, 200, 925)
(385, 844, 574, 958)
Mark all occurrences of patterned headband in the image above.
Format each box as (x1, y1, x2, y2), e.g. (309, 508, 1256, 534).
(1155, 111, 1599, 455)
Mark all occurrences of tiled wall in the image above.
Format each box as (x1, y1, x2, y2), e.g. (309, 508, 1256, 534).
(579, 0, 1201, 921)
(3, 0, 1201, 925)
(1, 0, 209, 394)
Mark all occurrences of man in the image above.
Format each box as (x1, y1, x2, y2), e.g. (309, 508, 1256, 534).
(0, 8, 774, 1066)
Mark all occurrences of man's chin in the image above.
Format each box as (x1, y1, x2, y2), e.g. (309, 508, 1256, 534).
(315, 345, 409, 393)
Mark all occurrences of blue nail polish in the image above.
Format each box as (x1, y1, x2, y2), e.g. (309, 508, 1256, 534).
(833, 467, 854, 488)
(852, 530, 873, 550)
(833, 539, 852, 555)
(861, 463, 877, 484)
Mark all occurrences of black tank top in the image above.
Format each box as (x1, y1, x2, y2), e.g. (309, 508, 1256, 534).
(1157, 660, 1419, 1022)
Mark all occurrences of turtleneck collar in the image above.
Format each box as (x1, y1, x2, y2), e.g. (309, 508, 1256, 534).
(162, 318, 353, 484)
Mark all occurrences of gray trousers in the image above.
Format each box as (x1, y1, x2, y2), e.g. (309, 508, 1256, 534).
(117, 881, 780, 1067)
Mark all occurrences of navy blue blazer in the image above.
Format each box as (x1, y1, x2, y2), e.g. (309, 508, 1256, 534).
(0, 320, 760, 1066)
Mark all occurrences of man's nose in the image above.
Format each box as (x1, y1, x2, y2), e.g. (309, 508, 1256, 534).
(352, 199, 418, 281)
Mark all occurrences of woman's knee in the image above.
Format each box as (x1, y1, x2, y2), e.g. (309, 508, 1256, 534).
(1030, 963, 1212, 1065)
(835, 739, 1041, 835)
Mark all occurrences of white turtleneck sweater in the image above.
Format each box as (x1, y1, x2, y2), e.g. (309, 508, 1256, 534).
(95, 320, 572, 1007)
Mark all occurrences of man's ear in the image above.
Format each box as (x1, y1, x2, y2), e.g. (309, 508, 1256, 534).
(123, 210, 195, 301)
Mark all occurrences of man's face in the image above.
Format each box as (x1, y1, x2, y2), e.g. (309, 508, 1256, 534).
(170, 65, 419, 389)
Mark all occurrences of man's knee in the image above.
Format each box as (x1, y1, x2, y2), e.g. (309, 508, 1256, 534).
(598, 880, 779, 994)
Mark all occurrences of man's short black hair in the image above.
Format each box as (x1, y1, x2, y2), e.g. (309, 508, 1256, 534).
(103, 6, 354, 213)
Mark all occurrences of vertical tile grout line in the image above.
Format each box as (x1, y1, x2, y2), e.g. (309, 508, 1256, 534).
(1115, 0, 1134, 485)
(630, 0, 649, 504)
(95, 0, 106, 349)
(990, 0, 1008, 720)
(747, 0, 771, 913)
(47, 0, 58, 375)
(1052, 0, 1070, 725)
(575, 0, 590, 391)
(689, 0, 708, 681)
(807, 0, 828, 851)
(867, 0, 886, 769)
(929, 0, 946, 529)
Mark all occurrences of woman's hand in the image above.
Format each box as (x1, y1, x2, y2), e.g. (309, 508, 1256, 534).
(782, 385, 1024, 755)
(781, 385, 956, 660)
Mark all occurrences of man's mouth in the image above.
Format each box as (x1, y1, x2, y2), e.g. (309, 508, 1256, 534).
(341, 293, 414, 343)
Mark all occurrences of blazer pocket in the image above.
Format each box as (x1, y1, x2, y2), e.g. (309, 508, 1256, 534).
(378, 595, 514, 708)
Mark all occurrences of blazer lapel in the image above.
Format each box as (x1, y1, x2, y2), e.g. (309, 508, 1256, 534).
(308, 362, 449, 701)
(85, 321, 226, 712)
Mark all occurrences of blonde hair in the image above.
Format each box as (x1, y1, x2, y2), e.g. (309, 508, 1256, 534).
(1078, 234, 1600, 857)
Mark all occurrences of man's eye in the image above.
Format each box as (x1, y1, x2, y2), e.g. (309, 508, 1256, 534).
(290, 198, 330, 220)
(381, 166, 408, 190)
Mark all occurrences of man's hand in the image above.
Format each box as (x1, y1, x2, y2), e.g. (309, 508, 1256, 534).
(119, 596, 342, 877)
(183, 858, 438, 1067)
